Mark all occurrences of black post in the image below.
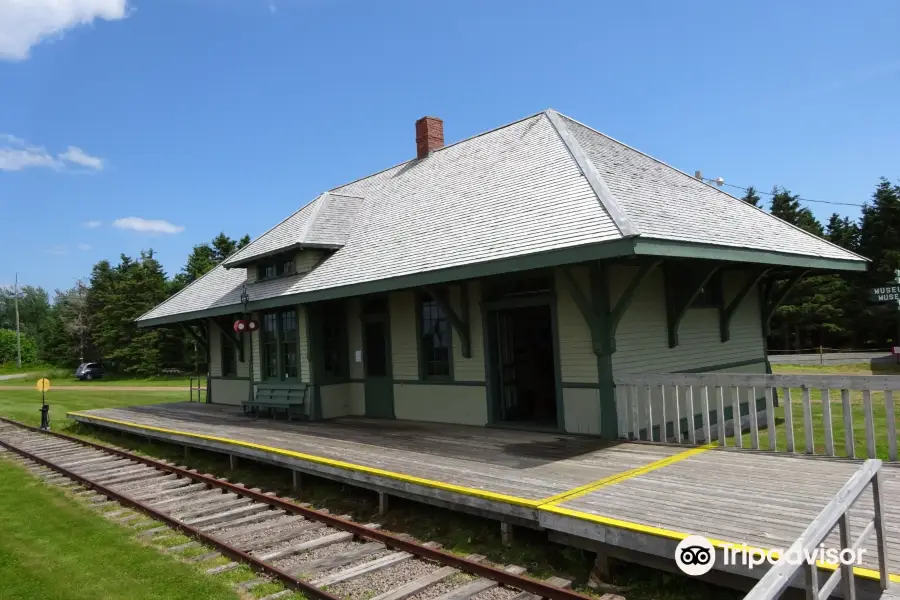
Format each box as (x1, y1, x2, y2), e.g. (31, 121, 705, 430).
(39, 390, 50, 430)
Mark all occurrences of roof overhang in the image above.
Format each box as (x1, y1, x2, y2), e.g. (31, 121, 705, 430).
(137, 236, 866, 328)
(223, 243, 342, 268)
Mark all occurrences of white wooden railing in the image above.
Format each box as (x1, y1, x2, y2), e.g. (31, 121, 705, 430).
(615, 373, 900, 461)
(743, 459, 890, 599)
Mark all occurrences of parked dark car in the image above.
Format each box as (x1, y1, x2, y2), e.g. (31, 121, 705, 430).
(74, 362, 105, 381)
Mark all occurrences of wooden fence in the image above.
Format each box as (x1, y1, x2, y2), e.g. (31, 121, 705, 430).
(615, 373, 900, 461)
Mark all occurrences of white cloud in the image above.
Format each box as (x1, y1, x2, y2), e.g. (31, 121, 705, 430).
(77, 243, 92, 251)
(59, 146, 104, 170)
(1, 135, 106, 172)
(46, 245, 68, 255)
(0, 136, 60, 171)
(83, 220, 102, 228)
(0, 0, 128, 61)
(113, 217, 185, 234)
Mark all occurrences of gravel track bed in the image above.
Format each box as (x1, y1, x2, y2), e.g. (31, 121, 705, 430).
(272, 540, 357, 572)
(409, 572, 475, 600)
(328, 558, 439, 599)
(243, 524, 333, 553)
(211, 515, 300, 541)
(310, 549, 393, 580)
(474, 586, 521, 600)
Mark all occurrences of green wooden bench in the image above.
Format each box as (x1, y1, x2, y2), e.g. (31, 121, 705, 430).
(242, 383, 308, 420)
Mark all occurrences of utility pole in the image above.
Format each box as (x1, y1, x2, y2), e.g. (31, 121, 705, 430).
(14, 273, 21, 368)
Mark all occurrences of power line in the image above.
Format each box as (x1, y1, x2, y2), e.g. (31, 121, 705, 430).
(716, 181, 866, 208)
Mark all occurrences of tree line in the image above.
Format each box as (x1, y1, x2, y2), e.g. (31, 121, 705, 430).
(2, 177, 899, 374)
(743, 178, 900, 351)
(0, 233, 248, 375)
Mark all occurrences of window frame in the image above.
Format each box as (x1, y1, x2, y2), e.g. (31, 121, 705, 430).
(220, 331, 237, 377)
(320, 302, 348, 384)
(416, 291, 454, 381)
(260, 308, 301, 381)
(257, 252, 297, 281)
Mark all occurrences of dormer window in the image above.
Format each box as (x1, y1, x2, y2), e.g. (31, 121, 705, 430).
(259, 253, 296, 280)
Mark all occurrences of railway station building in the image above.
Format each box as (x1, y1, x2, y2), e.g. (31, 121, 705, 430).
(136, 110, 866, 439)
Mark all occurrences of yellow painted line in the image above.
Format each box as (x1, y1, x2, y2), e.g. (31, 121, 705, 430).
(68, 412, 543, 508)
(538, 444, 715, 506)
(542, 503, 900, 584)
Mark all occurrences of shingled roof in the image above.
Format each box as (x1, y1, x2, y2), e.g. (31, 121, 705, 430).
(138, 110, 866, 326)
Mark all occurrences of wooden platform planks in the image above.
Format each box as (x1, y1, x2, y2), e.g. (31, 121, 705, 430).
(69, 402, 682, 508)
(546, 451, 900, 577)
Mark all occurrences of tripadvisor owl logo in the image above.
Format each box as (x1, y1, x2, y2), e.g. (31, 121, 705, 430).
(675, 535, 716, 576)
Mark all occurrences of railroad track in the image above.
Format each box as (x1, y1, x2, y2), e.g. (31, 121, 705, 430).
(0, 418, 594, 600)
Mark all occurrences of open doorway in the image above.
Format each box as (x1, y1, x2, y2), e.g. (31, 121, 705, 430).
(490, 305, 558, 427)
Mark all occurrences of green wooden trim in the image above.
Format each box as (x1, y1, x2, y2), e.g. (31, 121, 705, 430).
(361, 298, 395, 419)
(633, 239, 867, 272)
(763, 270, 807, 335)
(549, 279, 566, 432)
(209, 375, 251, 381)
(138, 232, 867, 329)
(557, 265, 602, 354)
(392, 379, 486, 387)
(675, 357, 768, 373)
(137, 239, 639, 327)
(720, 268, 769, 343)
(259, 307, 303, 382)
(608, 260, 660, 353)
(415, 289, 455, 382)
(592, 262, 618, 439)
(481, 280, 564, 432)
(304, 305, 321, 420)
(665, 264, 720, 348)
(210, 317, 244, 362)
(481, 293, 555, 311)
(562, 382, 602, 389)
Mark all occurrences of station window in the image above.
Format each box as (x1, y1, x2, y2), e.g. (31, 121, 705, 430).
(261, 308, 300, 380)
(419, 293, 452, 378)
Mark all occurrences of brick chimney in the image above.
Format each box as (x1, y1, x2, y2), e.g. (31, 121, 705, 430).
(415, 116, 444, 159)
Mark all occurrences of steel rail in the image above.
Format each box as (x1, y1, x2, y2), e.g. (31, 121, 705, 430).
(0, 430, 342, 600)
(0, 417, 592, 600)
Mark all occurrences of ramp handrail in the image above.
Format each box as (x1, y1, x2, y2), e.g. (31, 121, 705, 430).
(743, 459, 889, 600)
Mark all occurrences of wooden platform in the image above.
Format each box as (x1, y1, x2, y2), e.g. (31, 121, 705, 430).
(70, 402, 900, 596)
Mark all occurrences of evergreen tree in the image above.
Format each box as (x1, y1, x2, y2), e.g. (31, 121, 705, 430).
(769, 186, 824, 236)
(175, 232, 251, 287)
(826, 213, 860, 251)
(857, 178, 900, 345)
(88, 252, 170, 375)
(741, 185, 762, 207)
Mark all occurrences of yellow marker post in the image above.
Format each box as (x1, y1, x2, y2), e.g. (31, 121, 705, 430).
(36, 378, 51, 430)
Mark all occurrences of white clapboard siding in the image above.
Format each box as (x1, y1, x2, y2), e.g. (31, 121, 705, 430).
(611, 267, 765, 375)
(389, 291, 418, 381)
(556, 266, 599, 384)
(452, 281, 485, 382)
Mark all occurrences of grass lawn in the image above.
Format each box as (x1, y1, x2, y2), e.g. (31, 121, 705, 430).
(0, 389, 186, 427)
(0, 459, 240, 600)
(0, 363, 55, 376)
(733, 363, 900, 458)
(772, 362, 900, 375)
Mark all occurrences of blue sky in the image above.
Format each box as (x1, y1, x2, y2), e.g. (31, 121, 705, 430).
(2, 0, 899, 294)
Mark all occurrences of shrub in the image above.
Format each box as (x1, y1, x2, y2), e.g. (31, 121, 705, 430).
(0, 329, 38, 365)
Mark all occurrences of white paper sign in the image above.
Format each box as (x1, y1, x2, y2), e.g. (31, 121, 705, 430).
(355, 350, 363, 363)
